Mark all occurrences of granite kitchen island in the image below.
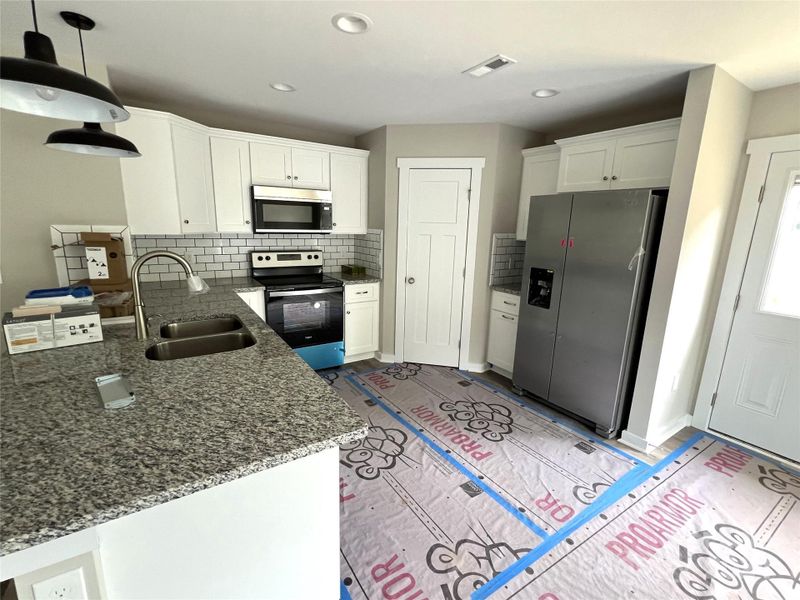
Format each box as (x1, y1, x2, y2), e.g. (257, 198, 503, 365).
(0, 278, 367, 598)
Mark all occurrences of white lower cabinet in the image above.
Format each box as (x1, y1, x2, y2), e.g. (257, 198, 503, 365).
(487, 291, 519, 374)
(235, 290, 266, 323)
(344, 283, 380, 359)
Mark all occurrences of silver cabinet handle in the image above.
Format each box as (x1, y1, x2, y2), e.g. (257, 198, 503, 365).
(503, 300, 516, 306)
(245, 220, 250, 224)
(293, 176, 299, 180)
(602, 176, 609, 181)
(611, 175, 618, 181)
(286, 175, 292, 180)
(333, 222, 337, 227)
(407, 277, 415, 284)
(501, 314, 515, 321)
(356, 291, 368, 295)
(183, 219, 189, 224)
(346, 311, 351, 315)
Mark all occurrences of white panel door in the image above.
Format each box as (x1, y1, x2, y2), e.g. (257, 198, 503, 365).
(171, 124, 216, 233)
(557, 140, 615, 192)
(250, 142, 292, 186)
(331, 153, 368, 233)
(210, 136, 252, 232)
(610, 129, 678, 189)
(516, 150, 560, 240)
(291, 147, 330, 189)
(403, 169, 471, 366)
(710, 150, 800, 461)
(345, 301, 379, 356)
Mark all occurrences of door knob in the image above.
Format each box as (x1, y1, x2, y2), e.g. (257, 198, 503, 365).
(286, 175, 291, 180)
(407, 277, 415, 284)
(602, 176, 609, 181)
(611, 175, 618, 181)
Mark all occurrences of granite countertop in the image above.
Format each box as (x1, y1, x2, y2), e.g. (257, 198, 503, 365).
(0, 277, 367, 556)
(331, 272, 382, 285)
(490, 283, 522, 296)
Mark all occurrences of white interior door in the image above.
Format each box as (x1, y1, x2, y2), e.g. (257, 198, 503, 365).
(710, 150, 800, 462)
(403, 169, 471, 366)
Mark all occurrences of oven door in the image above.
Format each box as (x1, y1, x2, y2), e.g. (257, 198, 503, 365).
(266, 288, 343, 348)
(252, 198, 333, 233)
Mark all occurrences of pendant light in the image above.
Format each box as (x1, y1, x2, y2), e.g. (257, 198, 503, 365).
(0, 0, 128, 123)
(45, 12, 140, 158)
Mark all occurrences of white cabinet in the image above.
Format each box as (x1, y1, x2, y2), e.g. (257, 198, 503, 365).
(210, 136, 252, 232)
(172, 123, 216, 233)
(556, 118, 680, 193)
(516, 147, 561, 240)
(331, 153, 368, 234)
(250, 142, 293, 186)
(487, 291, 519, 374)
(236, 290, 266, 322)
(344, 282, 379, 359)
(117, 110, 182, 234)
(250, 143, 330, 190)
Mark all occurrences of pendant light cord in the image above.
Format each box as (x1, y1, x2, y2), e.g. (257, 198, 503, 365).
(78, 28, 87, 76)
(30, 0, 39, 32)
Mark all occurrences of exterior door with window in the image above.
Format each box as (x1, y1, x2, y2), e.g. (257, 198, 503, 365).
(709, 150, 800, 462)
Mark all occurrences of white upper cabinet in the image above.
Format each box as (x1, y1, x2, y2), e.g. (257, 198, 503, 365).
(172, 123, 217, 233)
(516, 147, 561, 240)
(291, 147, 330, 189)
(250, 142, 292, 186)
(116, 110, 182, 234)
(330, 153, 368, 234)
(210, 136, 252, 233)
(556, 118, 680, 193)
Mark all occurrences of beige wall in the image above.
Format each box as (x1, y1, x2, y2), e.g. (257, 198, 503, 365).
(746, 83, 800, 139)
(356, 123, 542, 365)
(356, 126, 387, 230)
(624, 66, 754, 448)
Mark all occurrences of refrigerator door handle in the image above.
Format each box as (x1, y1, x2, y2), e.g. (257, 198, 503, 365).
(628, 245, 646, 271)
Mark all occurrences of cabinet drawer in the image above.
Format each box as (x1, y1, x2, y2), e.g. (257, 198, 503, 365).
(345, 283, 378, 303)
(490, 291, 520, 316)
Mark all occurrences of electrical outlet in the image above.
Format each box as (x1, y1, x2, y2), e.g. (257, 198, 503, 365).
(30, 569, 88, 600)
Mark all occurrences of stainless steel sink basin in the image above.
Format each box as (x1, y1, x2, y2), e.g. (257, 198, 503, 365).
(159, 316, 244, 339)
(145, 331, 256, 361)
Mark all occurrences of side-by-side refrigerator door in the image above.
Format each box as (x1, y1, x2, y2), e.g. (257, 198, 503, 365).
(512, 193, 573, 399)
(547, 189, 653, 434)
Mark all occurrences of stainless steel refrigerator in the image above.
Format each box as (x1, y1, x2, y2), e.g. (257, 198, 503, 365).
(512, 188, 667, 437)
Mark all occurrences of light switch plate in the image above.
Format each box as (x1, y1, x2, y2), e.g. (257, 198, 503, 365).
(31, 568, 88, 600)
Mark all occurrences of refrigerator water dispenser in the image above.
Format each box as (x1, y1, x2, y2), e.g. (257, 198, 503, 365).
(527, 268, 555, 309)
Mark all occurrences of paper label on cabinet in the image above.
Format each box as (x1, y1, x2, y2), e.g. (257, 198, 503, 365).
(85, 246, 109, 279)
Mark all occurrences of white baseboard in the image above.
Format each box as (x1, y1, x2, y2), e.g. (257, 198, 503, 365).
(619, 429, 656, 454)
(461, 361, 490, 373)
(620, 413, 693, 455)
(376, 352, 396, 363)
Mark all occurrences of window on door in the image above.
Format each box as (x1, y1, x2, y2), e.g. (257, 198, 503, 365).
(758, 172, 800, 318)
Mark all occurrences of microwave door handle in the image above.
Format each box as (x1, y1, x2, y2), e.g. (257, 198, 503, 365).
(270, 287, 344, 298)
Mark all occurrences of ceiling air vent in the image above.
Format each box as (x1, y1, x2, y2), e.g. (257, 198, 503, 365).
(463, 54, 517, 78)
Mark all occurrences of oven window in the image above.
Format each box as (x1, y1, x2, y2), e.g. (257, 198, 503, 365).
(262, 202, 313, 224)
(284, 300, 329, 333)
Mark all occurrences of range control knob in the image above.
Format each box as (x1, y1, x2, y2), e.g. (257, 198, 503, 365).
(265, 256, 271, 261)
(257, 256, 264, 261)
(307, 254, 312, 259)
(314, 254, 319, 259)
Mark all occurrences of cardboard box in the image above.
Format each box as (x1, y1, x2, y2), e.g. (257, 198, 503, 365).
(3, 304, 103, 354)
(80, 232, 129, 285)
(76, 280, 134, 318)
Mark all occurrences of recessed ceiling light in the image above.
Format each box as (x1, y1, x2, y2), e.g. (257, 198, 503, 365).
(532, 89, 560, 98)
(270, 82, 296, 92)
(332, 12, 372, 34)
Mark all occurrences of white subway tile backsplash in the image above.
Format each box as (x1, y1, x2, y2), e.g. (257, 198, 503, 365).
(489, 233, 525, 287)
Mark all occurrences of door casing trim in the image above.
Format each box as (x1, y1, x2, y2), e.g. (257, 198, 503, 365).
(395, 157, 486, 369)
(693, 133, 800, 432)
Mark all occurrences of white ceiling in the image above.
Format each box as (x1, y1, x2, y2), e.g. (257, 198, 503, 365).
(2, 1, 799, 137)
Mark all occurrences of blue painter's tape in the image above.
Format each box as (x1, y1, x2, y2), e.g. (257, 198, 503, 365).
(340, 580, 352, 600)
(472, 430, 709, 599)
(295, 341, 345, 370)
(345, 374, 550, 540)
(461, 371, 643, 465)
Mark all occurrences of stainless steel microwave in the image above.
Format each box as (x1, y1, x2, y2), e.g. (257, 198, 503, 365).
(251, 186, 333, 234)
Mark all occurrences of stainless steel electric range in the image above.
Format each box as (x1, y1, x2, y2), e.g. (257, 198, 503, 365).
(250, 250, 344, 370)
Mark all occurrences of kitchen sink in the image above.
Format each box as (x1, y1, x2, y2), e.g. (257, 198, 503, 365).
(159, 316, 244, 339)
(145, 331, 256, 361)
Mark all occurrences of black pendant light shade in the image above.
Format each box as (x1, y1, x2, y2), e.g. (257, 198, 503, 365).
(0, 3, 129, 123)
(45, 122, 140, 157)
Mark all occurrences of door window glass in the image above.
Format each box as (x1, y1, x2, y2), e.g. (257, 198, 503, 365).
(759, 174, 800, 318)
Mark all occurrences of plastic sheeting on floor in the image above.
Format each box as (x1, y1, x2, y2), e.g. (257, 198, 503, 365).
(478, 433, 800, 600)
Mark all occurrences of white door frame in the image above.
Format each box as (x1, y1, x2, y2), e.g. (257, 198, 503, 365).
(694, 134, 800, 435)
(395, 157, 485, 370)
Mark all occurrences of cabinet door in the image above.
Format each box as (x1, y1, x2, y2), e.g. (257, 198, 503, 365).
(172, 124, 216, 233)
(291, 147, 330, 190)
(516, 152, 560, 240)
(250, 142, 292, 186)
(211, 137, 252, 233)
(116, 112, 182, 234)
(236, 290, 266, 322)
(330, 153, 368, 234)
(557, 140, 615, 192)
(487, 309, 518, 373)
(610, 129, 678, 189)
(345, 301, 379, 356)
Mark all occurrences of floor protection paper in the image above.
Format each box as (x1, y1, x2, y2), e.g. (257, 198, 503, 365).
(326, 370, 543, 600)
(481, 434, 800, 600)
(353, 364, 644, 536)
